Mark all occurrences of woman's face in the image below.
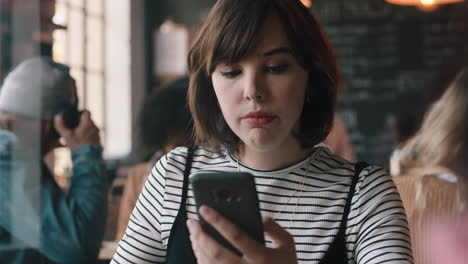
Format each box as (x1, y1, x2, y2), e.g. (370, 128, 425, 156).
(211, 15, 309, 153)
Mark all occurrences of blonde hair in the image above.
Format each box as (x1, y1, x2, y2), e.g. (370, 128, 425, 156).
(398, 68, 468, 216)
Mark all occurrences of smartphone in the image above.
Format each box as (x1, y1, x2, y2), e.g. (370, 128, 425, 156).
(190, 172, 265, 256)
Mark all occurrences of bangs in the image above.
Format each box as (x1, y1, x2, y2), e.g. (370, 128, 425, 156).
(205, 1, 273, 73)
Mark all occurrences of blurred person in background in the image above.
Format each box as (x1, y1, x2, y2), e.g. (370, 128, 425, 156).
(0, 57, 108, 264)
(116, 77, 193, 239)
(393, 67, 468, 264)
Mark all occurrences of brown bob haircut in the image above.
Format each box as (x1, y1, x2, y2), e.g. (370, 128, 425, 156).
(188, 0, 339, 153)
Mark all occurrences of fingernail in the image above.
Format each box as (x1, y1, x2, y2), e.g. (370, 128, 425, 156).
(187, 219, 196, 232)
(200, 205, 213, 217)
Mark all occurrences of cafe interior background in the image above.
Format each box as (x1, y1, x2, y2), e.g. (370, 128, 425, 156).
(0, 0, 467, 258)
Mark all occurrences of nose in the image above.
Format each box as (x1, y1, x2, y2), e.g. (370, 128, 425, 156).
(243, 71, 265, 102)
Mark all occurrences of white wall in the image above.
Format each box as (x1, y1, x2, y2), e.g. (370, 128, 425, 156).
(104, 0, 132, 159)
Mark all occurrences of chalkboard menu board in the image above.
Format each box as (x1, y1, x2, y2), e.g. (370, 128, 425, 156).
(312, 0, 468, 166)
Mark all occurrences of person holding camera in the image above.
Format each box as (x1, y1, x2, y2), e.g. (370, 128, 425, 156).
(0, 57, 108, 263)
(112, 1, 412, 263)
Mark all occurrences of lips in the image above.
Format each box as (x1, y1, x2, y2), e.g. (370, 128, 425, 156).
(242, 111, 276, 125)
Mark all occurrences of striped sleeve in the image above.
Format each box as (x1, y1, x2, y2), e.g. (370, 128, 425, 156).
(111, 155, 170, 264)
(351, 166, 413, 263)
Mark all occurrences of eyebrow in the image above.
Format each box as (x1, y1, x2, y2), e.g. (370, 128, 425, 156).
(259, 47, 293, 57)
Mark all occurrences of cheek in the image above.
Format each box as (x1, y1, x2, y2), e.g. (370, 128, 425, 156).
(278, 74, 308, 122)
(212, 74, 231, 99)
(211, 76, 238, 118)
(277, 74, 307, 104)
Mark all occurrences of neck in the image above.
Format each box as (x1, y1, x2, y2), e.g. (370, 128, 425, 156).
(238, 141, 314, 171)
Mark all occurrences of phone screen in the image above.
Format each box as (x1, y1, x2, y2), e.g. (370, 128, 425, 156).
(190, 172, 264, 256)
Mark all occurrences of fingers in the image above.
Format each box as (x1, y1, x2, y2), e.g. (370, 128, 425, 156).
(53, 110, 101, 150)
(54, 114, 78, 150)
(75, 110, 93, 132)
(74, 110, 101, 146)
(187, 218, 241, 263)
(263, 217, 295, 248)
(53, 114, 72, 138)
(198, 206, 265, 258)
(188, 210, 298, 264)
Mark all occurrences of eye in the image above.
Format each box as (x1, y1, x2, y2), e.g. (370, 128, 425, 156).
(220, 69, 241, 78)
(265, 64, 289, 74)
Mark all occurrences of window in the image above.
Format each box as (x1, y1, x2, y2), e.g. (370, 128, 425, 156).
(53, 0, 132, 159)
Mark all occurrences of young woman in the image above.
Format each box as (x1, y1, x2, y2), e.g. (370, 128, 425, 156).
(393, 68, 468, 264)
(112, 1, 412, 263)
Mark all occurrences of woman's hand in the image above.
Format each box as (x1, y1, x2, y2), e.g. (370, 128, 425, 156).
(187, 205, 298, 264)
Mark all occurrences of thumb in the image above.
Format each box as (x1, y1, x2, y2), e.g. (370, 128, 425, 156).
(54, 114, 72, 138)
(263, 217, 294, 248)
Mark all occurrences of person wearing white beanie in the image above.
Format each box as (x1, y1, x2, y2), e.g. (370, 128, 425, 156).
(0, 56, 108, 264)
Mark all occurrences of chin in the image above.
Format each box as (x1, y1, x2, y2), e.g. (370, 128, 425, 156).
(239, 129, 292, 152)
(243, 138, 284, 153)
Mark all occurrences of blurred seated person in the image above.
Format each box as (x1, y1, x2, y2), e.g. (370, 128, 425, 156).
(116, 77, 193, 239)
(393, 68, 468, 264)
(0, 57, 107, 263)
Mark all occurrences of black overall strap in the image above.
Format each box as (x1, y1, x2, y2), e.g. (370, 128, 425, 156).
(179, 146, 195, 215)
(320, 161, 369, 264)
(166, 146, 197, 264)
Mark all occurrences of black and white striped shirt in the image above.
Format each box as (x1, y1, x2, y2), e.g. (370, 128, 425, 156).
(111, 146, 413, 263)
